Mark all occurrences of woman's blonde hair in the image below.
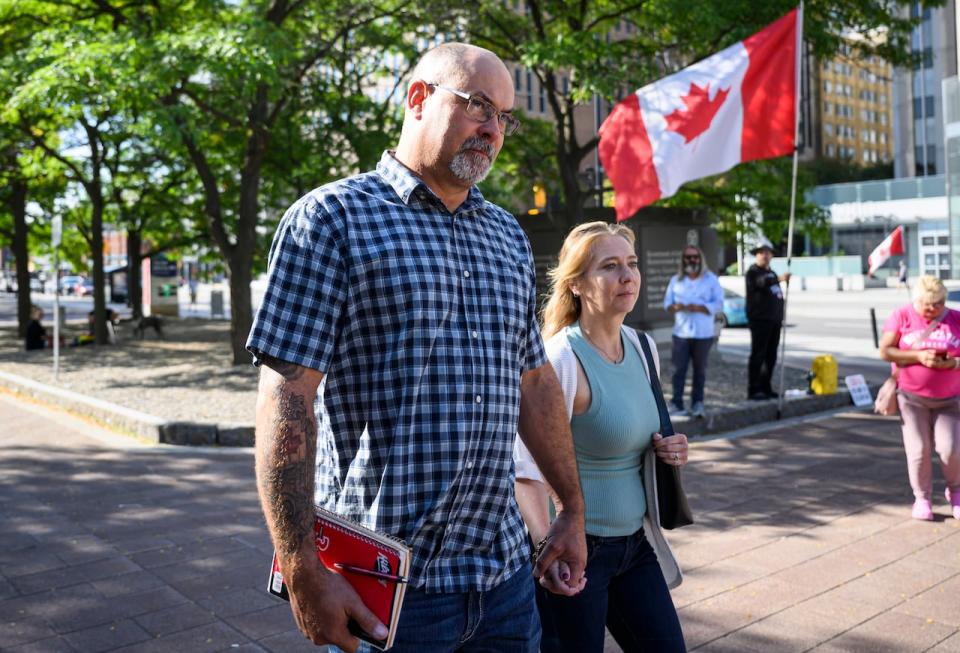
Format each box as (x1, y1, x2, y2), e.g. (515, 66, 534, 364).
(677, 244, 709, 279)
(540, 221, 636, 339)
(912, 275, 947, 304)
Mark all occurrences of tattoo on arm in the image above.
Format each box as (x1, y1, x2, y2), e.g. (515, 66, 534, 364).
(260, 354, 307, 381)
(261, 385, 318, 555)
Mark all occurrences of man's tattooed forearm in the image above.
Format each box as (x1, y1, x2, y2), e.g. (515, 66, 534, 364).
(260, 354, 307, 381)
(264, 389, 317, 555)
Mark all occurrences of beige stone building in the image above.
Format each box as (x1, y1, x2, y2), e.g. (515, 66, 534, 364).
(814, 40, 894, 165)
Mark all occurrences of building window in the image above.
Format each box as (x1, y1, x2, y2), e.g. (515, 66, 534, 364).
(826, 144, 835, 156)
(824, 123, 834, 135)
(824, 101, 831, 114)
(526, 70, 533, 111)
(514, 69, 521, 91)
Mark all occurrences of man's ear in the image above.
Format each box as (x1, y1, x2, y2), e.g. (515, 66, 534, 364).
(407, 81, 430, 119)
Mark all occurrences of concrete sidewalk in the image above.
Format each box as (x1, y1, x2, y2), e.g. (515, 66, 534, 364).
(2, 392, 958, 651)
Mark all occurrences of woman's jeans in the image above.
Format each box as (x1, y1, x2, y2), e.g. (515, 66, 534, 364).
(898, 390, 960, 501)
(384, 560, 541, 653)
(538, 528, 685, 653)
(671, 336, 713, 408)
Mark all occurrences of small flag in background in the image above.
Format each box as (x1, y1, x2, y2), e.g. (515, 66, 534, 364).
(867, 226, 905, 276)
(599, 8, 800, 221)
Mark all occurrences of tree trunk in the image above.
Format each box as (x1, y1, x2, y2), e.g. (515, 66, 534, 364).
(90, 196, 108, 345)
(227, 258, 252, 366)
(11, 180, 31, 338)
(127, 230, 143, 317)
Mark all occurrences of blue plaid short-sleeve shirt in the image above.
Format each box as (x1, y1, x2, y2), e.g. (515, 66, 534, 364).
(247, 152, 547, 593)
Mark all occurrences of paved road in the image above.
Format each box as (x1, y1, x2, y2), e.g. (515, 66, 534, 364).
(717, 286, 959, 384)
(3, 392, 959, 652)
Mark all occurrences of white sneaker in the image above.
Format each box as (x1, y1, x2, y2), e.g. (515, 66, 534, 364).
(668, 403, 689, 418)
(690, 402, 706, 418)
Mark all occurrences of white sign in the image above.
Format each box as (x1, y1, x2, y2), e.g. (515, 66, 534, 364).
(845, 374, 873, 407)
(51, 216, 62, 247)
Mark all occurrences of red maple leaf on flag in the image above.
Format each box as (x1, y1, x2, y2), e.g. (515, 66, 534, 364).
(665, 82, 730, 143)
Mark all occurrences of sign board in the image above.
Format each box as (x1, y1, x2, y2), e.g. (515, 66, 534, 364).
(51, 216, 62, 247)
(844, 374, 874, 407)
(143, 255, 180, 317)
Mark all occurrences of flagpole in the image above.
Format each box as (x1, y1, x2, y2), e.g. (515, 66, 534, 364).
(777, 2, 803, 420)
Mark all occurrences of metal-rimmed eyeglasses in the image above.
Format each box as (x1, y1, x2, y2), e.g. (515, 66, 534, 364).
(427, 83, 521, 136)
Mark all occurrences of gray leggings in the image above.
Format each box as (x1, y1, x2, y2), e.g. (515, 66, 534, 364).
(897, 390, 960, 501)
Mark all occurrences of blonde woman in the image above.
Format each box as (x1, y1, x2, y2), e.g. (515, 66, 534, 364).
(880, 275, 960, 521)
(514, 222, 688, 652)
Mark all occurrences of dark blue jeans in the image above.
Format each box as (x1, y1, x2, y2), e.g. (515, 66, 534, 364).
(671, 336, 714, 408)
(383, 560, 540, 653)
(538, 529, 685, 653)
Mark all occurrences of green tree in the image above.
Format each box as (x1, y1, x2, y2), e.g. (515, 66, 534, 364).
(148, 0, 456, 363)
(0, 2, 67, 335)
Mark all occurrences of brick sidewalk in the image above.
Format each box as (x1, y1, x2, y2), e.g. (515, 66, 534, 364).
(2, 393, 958, 652)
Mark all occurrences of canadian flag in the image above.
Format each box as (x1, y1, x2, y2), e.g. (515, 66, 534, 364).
(599, 9, 800, 221)
(867, 226, 905, 276)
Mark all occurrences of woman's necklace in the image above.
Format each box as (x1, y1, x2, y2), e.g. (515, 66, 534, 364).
(581, 327, 624, 364)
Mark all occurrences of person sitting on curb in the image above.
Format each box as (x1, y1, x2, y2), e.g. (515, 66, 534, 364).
(25, 305, 47, 351)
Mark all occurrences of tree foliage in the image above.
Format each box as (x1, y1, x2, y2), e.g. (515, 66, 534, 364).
(463, 0, 941, 236)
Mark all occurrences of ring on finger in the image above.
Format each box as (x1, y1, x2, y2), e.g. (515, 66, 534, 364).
(672, 452, 680, 462)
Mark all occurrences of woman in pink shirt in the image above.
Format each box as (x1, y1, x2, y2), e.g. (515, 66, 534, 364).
(880, 276, 960, 521)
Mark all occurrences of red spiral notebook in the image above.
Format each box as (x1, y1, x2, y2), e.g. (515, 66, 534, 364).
(267, 507, 411, 650)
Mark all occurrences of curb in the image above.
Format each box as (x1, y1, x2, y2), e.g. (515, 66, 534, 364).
(674, 388, 875, 436)
(0, 368, 872, 446)
(0, 370, 254, 447)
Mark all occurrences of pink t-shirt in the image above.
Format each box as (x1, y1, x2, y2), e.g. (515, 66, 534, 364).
(883, 305, 960, 398)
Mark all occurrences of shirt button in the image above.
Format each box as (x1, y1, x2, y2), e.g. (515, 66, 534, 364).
(463, 270, 470, 278)
(475, 395, 482, 404)
(471, 331, 479, 339)
(466, 461, 474, 469)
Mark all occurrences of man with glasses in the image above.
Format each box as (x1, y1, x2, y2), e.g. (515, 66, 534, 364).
(248, 43, 586, 653)
(663, 245, 724, 418)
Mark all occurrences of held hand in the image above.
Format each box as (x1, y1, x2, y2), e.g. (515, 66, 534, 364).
(653, 432, 689, 467)
(533, 510, 587, 596)
(781, 272, 792, 284)
(917, 349, 942, 368)
(282, 548, 388, 651)
(538, 559, 587, 596)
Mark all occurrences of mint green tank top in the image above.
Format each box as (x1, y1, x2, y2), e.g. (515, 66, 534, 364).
(567, 323, 660, 536)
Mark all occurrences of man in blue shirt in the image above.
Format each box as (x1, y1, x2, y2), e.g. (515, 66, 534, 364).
(663, 245, 724, 418)
(247, 43, 586, 653)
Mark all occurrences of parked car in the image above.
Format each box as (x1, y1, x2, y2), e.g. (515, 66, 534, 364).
(58, 275, 84, 295)
(75, 278, 94, 296)
(717, 288, 748, 327)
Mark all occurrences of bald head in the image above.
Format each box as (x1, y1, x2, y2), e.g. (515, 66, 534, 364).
(409, 43, 510, 91)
